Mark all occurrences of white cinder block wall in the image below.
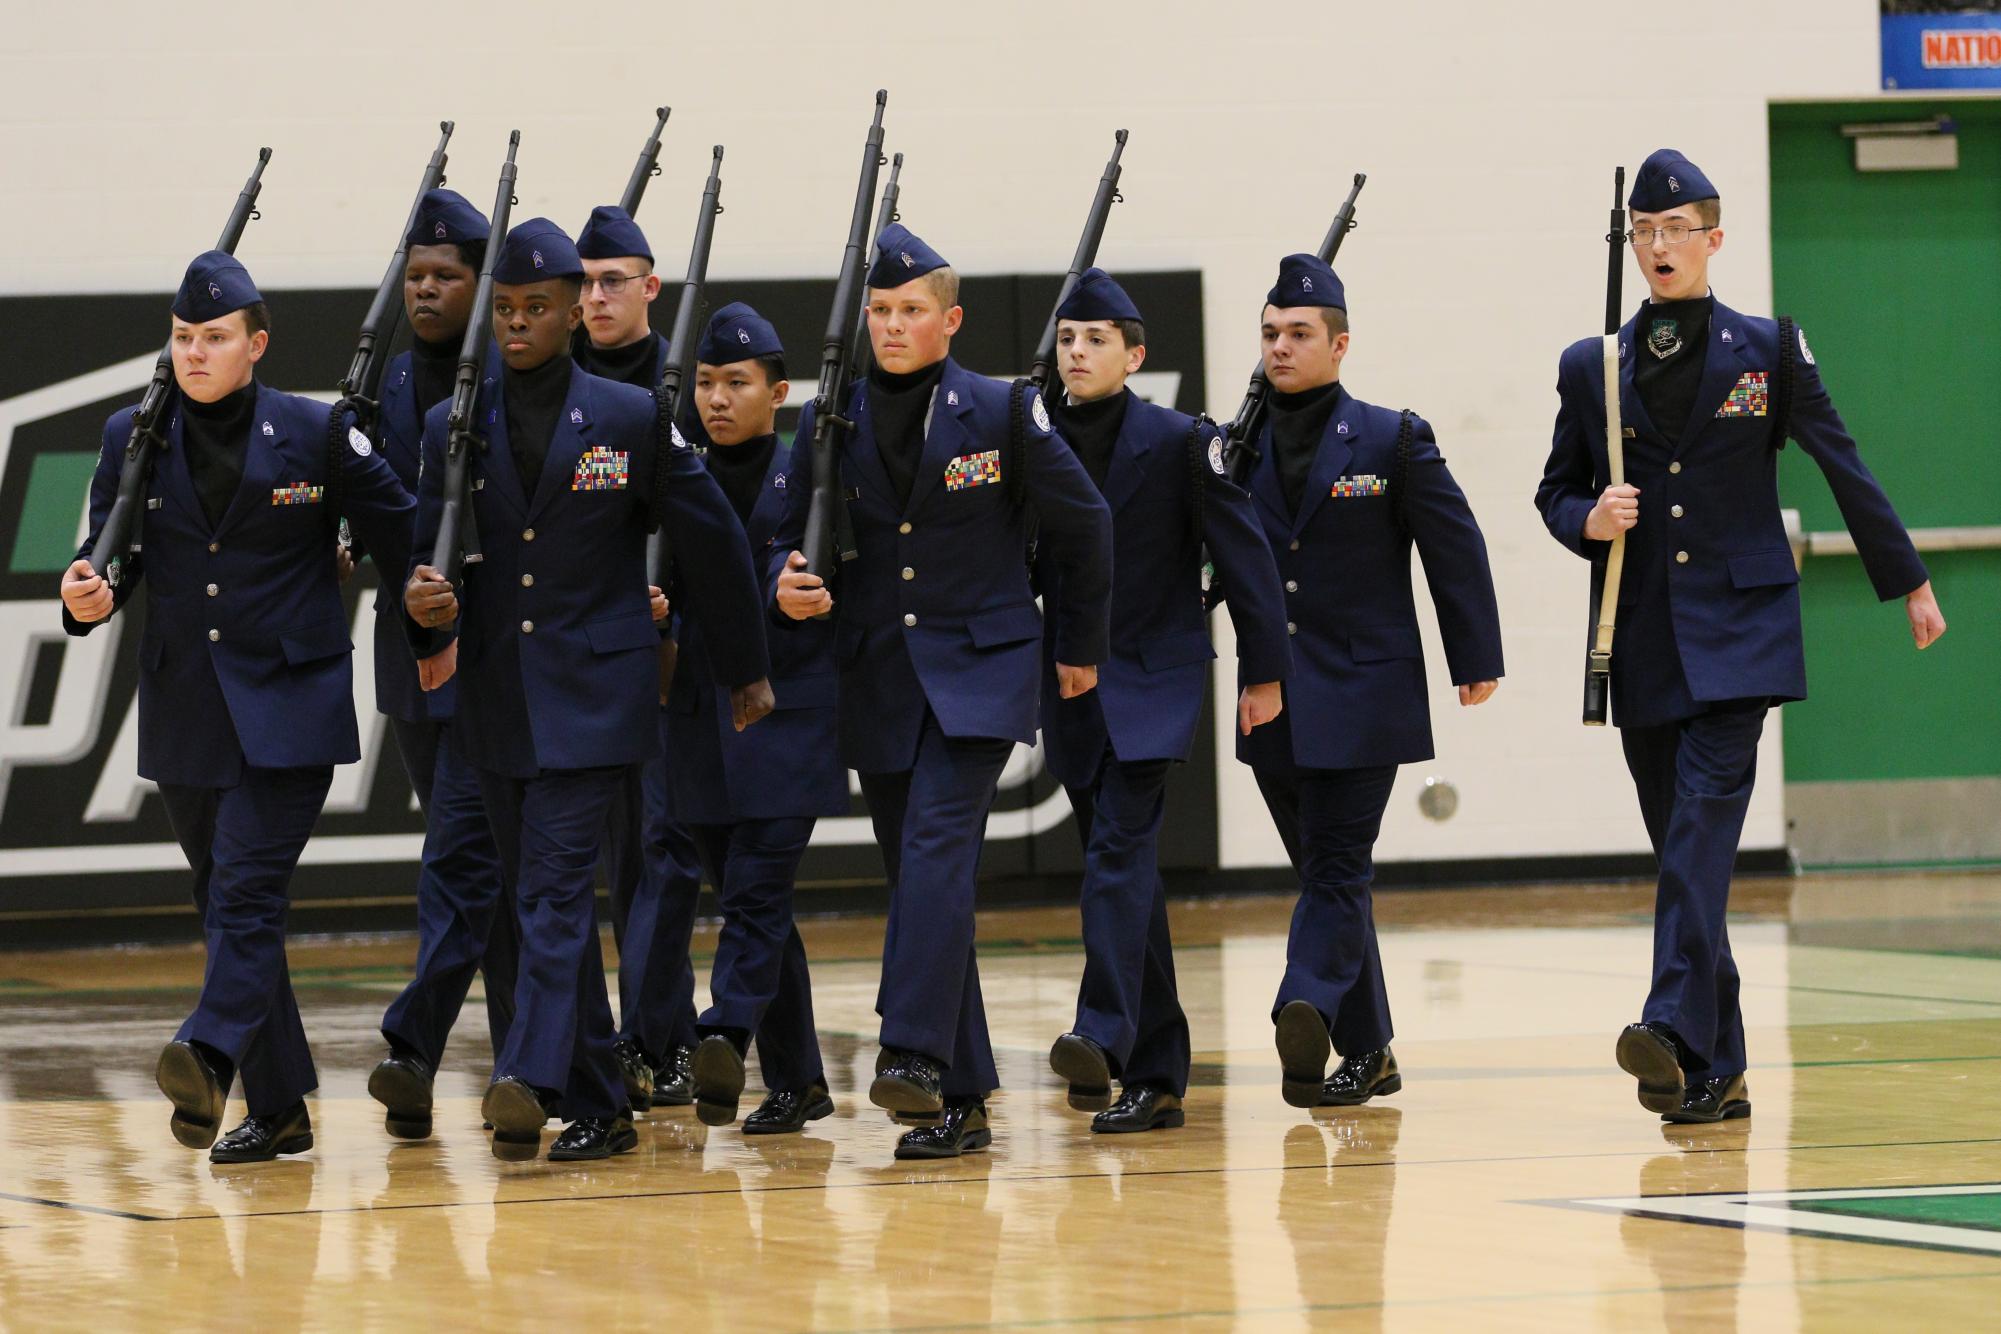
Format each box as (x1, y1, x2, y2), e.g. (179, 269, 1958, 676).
(0, 0, 1887, 869)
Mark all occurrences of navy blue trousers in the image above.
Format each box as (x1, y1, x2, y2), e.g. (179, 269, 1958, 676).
(1620, 700, 1766, 1079)
(380, 716, 516, 1067)
(691, 817, 825, 1092)
(160, 764, 332, 1117)
(476, 766, 626, 1119)
(1254, 764, 1399, 1057)
(1065, 748, 1191, 1097)
(604, 712, 704, 1062)
(858, 714, 1011, 1099)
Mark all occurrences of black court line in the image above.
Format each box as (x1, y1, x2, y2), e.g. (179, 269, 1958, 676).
(0, 1191, 160, 1222)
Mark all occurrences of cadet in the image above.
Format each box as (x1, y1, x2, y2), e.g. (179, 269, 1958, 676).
(572, 202, 707, 1112)
(1038, 269, 1291, 1134)
(674, 302, 845, 1134)
(1240, 255, 1504, 1111)
(403, 218, 772, 1161)
(1536, 150, 1945, 1123)
(774, 224, 1113, 1159)
(60, 252, 413, 1161)
(365, 189, 519, 1141)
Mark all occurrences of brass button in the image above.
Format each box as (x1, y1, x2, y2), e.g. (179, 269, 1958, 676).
(521, 573, 534, 588)
(1285, 580, 1298, 594)
(1668, 461, 1682, 475)
(207, 628, 220, 642)
(522, 528, 535, 542)
(1670, 505, 1684, 519)
(207, 542, 220, 554)
(1675, 551, 1689, 564)
(1288, 540, 1301, 552)
(902, 613, 917, 627)
(898, 522, 912, 535)
(521, 620, 535, 633)
(205, 583, 218, 597)
(1286, 621, 1298, 635)
(901, 567, 915, 581)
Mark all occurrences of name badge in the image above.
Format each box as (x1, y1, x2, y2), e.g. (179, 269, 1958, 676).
(572, 446, 631, 491)
(944, 449, 1001, 492)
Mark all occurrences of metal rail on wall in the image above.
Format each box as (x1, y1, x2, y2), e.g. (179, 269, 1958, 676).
(1785, 509, 2001, 567)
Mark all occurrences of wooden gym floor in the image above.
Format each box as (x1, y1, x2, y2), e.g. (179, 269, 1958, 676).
(5, 870, 2001, 1330)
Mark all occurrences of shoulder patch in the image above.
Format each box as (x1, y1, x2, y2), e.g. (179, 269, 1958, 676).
(348, 426, 373, 457)
(1031, 393, 1051, 434)
(669, 422, 692, 451)
(1207, 435, 1226, 476)
(1797, 326, 1815, 366)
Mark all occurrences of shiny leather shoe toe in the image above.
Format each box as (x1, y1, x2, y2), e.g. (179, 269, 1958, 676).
(210, 1102, 313, 1163)
(743, 1084, 835, 1135)
(367, 1049, 435, 1140)
(613, 1039, 655, 1117)
(548, 1115, 638, 1161)
(1274, 1001, 1332, 1108)
(651, 1045, 695, 1107)
(1092, 1084, 1184, 1134)
(870, 1049, 945, 1117)
(893, 1098, 991, 1160)
(1615, 1022, 1687, 1114)
(692, 1034, 748, 1127)
(156, 1039, 228, 1150)
(1049, 1033, 1113, 1112)
(1318, 1047, 1401, 1106)
(1663, 1073, 1750, 1124)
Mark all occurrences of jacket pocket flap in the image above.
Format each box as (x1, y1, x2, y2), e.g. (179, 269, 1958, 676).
(773, 672, 838, 710)
(1138, 629, 1218, 673)
(966, 603, 1043, 648)
(1348, 624, 1423, 663)
(585, 613, 661, 655)
(1727, 548, 1800, 589)
(279, 617, 353, 665)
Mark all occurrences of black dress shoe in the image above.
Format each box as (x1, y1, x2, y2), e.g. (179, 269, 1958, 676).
(1049, 1033, 1113, 1112)
(548, 1115, 638, 1161)
(1092, 1084, 1184, 1134)
(482, 1076, 550, 1160)
(1274, 1000, 1332, 1109)
(211, 1102, 313, 1163)
(1319, 1048, 1401, 1106)
(894, 1098, 991, 1160)
(692, 1034, 748, 1127)
(1615, 1022, 1687, 1114)
(651, 1045, 695, 1107)
(156, 1039, 229, 1150)
(744, 1084, 835, 1135)
(1664, 1073, 1750, 1124)
(367, 1048, 435, 1140)
(870, 1049, 945, 1117)
(612, 1039, 654, 1117)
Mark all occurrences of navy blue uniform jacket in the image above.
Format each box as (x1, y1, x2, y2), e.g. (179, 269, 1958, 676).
(364, 351, 452, 724)
(64, 385, 413, 786)
(1038, 392, 1292, 790)
(1238, 385, 1504, 772)
(769, 359, 1113, 773)
(407, 368, 769, 779)
(1536, 300, 1926, 728)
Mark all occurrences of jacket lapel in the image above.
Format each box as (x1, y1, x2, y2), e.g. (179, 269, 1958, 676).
(156, 405, 208, 534)
(744, 438, 793, 548)
(1248, 421, 1289, 532)
(1100, 390, 1151, 513)
(1682, 299, 1754, 451)
(903, 359, 972, 517)
(1616, 307, 1661, 449)
(214, 384, 293, 539)
(1288, 385, 1356, 539)
(840, 381, 898, 509)
(525, 373, 592, 521)
(476, 375, 528, 517)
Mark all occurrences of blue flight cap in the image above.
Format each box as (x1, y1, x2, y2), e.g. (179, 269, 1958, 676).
(172, 250, 262, 323)
(696, 301, 785, 365)
(492, 218, 584, 284)
(866, 223, 949, 289)
(576, 205, 653, 263)
(1628, 148, 1718, 212)
(405, 188, 489, 249)
(1266, 254, 1345, 312)
(1055, 267, 1143, 323)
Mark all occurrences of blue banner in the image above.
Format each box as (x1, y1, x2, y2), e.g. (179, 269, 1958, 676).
(1882, 10, 2001, 91)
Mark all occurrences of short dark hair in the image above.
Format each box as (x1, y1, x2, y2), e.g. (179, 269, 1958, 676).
(1321, 307, 1348, 339)
(753, 353, 787, 385)
(240, 301, 271, 336)
(1111, 318, 1146, 350)
(1693, 198, 1721, 228)
(453, 239, 486, 271)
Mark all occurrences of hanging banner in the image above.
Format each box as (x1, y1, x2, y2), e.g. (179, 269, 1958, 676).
(1882, 3, 2001, 90)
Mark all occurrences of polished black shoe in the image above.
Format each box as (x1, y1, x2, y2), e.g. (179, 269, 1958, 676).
(156, 1039, 229, 1150)
(1664, 1073, 1750, 1124)
(1615, 1022, 1687, 1114)
(1275, 1000, 1332, 1109)
(482, 1076, 550, 1161)
(743, 1084, 835, 1136)
(870, 1049, 945, 1117)
(548, 1115, 638, 1161)
(367, 1048, 435, 1140)
(613, 1039, 655, 1117)
(651, 1044, 695, 1107)
(894, 1098, 991, 1160)
(1092, 1084, 1184, 1134)
(692, 1034, 748, 1127)
(1049, 1033, 1113, 1112)
(1319, 1048, 1401, 1106)
(211, 1102, 313, 1163)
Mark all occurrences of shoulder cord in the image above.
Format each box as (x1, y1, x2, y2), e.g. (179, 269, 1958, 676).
(1773, 316, 1796, 452)
(1391, 409, 1414, 534)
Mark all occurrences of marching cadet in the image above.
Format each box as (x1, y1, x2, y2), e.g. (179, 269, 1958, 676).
(1537, 150, 1945, 1123)
(1241, 254, 1504, 1111)
(402, 218, 773, 1161)
(774, 224, 1113, 1159)
(572, 202, 707, 1112)
(59, 252, 413, 1161)
(365, 188, 519, 1141)
(1039, 269, 1291, 1133)
(674, 302, 846, 1134)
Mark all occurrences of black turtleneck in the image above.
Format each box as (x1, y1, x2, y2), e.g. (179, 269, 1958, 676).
(580, 332, 660, 389)
(505, 355, 574, 497)
(1052, 388, 1127, 492)
(181, 379, 257, 529)
(1268, 379, 1343, 517)
(707, 433, 777, 527)
(868, 360, 945, 510)
(1635, 294, 1712, 443)
(409, 334, 459, 416)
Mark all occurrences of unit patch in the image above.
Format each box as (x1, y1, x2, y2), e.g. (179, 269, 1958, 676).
(1031, 394, 1051, 433)
(1208, 436, 1226, 475)
(348, 426, 373, 457)
(272, 483, 324, 506)
(571, 446, 631, 491)
(1715, 371, 1770, 418)
(944, 449, 1002, 492)
(1330, 474, 1387, 499)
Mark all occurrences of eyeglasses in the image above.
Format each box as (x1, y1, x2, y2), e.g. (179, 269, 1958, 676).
(581, 272, 646, 296)
(1627, 225, 1713, 247)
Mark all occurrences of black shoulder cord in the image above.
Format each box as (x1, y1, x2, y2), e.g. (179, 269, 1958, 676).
(1391, 408, 1415, 535)
(1185, 412, 1213, 547)
(649, 384, 677, 533)
(323, 402, 349, 545)
(1006, 378, 1031, 509)
(1773, 316, 1797, 452)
